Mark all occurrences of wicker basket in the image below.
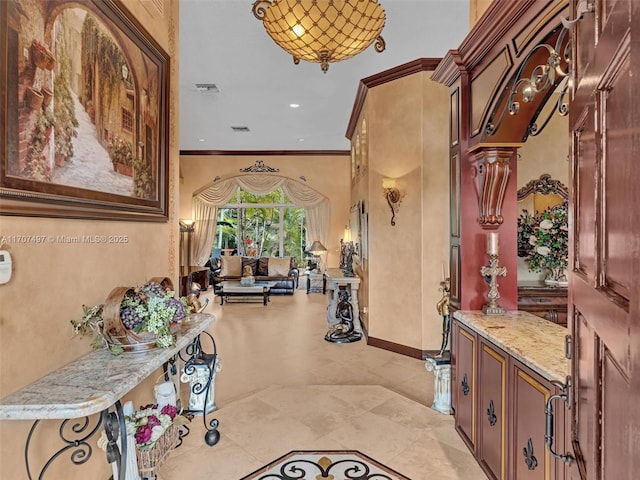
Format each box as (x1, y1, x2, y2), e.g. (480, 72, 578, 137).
(101, 283, 179, 352)
(136, 423, 179, 477)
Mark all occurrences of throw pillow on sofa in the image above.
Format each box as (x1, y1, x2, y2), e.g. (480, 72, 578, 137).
(220, 255, 242, 276)
(268, 257, 291, 277)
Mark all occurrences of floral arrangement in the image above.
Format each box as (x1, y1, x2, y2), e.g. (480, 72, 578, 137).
(517, 201, 569, 280)
(71, 281, 191, 354)
(126, 403, 180, 450)
(119, 282, 190, 348)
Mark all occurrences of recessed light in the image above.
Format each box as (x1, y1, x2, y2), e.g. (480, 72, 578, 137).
(289, 103, 300, 108)
(298, 138, 305, 142)
(198, 138, 205, 142)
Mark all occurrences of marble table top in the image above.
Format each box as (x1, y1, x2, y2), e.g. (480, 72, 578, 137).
(0, 313, 215, 420)
(452, 310, 569, 383)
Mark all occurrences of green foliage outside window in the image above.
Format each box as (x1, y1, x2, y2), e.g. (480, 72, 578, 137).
(213, 188, 306, 265)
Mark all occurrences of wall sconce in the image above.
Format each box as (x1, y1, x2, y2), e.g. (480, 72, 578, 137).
(382, 178, 403, 226)
(179, 219, 195, 267)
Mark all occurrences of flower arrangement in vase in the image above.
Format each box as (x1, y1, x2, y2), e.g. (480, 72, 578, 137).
(71, 281, 191, 354)
(517, 201, 569, 285)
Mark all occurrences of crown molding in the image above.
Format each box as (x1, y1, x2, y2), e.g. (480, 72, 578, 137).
(345, 58, 442, 140)
(432, 0, 567, 86)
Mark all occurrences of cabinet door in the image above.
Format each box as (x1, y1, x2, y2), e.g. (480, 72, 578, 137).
(452, 321, 476, 450)
(478, 341, 507, 480)
(511, 360, 562, 480)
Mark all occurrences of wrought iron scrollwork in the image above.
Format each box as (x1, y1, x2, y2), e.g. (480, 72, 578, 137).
(523, 437, 538, 470)
(461, 373, 470, 396)
(487, 399, 497, 426)
(25, 401, 126, 480)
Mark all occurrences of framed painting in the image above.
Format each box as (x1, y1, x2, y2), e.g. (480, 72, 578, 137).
(0, 0, 169, 221)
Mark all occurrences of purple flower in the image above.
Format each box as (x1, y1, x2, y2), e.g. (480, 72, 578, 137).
(135, 424, 152, 445)
(161, 404, 178, 420)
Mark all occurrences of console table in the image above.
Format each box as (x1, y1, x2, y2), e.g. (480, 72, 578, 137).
(324, 268, 361, 334)
(0, 313, 219, 480)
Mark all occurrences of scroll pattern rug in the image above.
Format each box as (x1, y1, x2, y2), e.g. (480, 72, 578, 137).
(240, 450, 411, 480)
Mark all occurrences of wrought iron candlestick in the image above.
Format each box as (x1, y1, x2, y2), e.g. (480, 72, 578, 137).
(481, 254, 507, 315)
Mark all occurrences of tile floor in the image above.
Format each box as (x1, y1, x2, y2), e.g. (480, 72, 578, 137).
(161, 288, 486, 479)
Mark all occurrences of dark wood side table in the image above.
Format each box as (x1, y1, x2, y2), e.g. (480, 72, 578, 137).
(517, 281, 568, 327)
(180, 266, 210, 296)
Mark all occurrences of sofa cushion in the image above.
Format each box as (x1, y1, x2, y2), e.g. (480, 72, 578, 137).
(268, 256, 291, 277)
(241, 257, 258, 276)
(220, 255, 242, 276)
(257, 257, 269, 276)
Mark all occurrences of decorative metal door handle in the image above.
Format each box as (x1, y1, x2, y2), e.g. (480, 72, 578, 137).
(523, 437, 538, 470)
(545, 377, 575, 465)
(487, 399, 497, 426)
(461, 373, 470, 396)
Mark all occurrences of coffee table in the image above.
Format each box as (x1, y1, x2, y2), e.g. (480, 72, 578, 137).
(219, 281, 276, 306)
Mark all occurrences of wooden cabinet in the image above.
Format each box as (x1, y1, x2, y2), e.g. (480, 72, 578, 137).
(517, 282, 568, 327)
(478, 341, 508, 480)
(452, 321, 476, 450)
(451, 314, 569, 480)
(511, 359, 564, 480)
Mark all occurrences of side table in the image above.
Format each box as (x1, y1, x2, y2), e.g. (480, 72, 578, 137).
(305, 271, 326, 294)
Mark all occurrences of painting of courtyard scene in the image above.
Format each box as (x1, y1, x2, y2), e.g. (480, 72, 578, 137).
(1, 0, 168, 219)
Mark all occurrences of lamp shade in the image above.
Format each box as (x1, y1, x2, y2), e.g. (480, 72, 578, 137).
(308, 240, 327, 254)
(252, 0, 386, 73)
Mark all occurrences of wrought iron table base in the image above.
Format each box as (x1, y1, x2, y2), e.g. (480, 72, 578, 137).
(23, 330, 221, 479)
(25, 401, 127, 480)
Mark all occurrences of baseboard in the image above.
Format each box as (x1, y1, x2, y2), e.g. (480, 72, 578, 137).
(366, 336, 424, 359)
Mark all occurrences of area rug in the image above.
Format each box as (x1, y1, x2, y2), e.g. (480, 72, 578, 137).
(240, 450, 411, 480)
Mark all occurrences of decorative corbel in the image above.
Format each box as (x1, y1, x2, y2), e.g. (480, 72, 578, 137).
(472, 147, 515, 228)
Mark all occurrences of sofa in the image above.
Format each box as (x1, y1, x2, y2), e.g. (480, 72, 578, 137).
(212, 256, 299, 295)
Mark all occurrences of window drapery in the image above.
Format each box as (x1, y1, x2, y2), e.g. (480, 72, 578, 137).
(190, 175, 330, 266)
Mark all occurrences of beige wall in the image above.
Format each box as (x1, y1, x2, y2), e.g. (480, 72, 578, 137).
(352, 71, 450, 352)
(0, 2, 180, 478)
(469, 0, 494, 27)
(179, 155, 351, 269)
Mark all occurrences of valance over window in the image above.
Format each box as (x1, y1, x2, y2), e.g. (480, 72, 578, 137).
(190, 175, 330, 266)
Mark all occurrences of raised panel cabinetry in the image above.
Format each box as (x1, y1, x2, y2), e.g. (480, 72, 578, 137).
(452, 321, 476, 450)
(451, 315, 567, 480)
(478, 341, 508, 480)
(511, 359, 565, 480)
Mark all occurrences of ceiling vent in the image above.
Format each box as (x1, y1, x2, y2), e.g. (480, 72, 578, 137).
(231, 126, 250, 132)
(195, 83, 220, 92)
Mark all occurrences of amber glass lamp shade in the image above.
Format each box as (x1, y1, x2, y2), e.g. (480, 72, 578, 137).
(252, 0, 386, 73)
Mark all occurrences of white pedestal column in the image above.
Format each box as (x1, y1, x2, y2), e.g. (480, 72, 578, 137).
(425, 357, 452, 415)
